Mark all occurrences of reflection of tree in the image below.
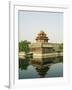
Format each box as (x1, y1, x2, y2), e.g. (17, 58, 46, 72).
(58, 56, 63, 62)
(19, 58, 29, 70)
(36, 66, 50, 78)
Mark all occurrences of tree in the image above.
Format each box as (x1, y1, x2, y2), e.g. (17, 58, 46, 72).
(19, 40, 30, 53)
(59, 43, 63, 52)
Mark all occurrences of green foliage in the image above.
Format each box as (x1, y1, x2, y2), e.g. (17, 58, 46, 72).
(19, 58, 29, 70)
(59, 43, 63, 52)
(19, 40, 30, 53)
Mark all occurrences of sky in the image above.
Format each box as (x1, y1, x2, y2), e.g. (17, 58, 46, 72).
(18, 10, 63, 43)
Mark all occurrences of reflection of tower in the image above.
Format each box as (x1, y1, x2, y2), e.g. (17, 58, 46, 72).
(36, 66, 50, 78)
(36, 31, 49, 43)
(30, 59, 51, 78)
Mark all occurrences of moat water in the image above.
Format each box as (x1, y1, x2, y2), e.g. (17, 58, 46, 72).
(19, 57, 63, 79)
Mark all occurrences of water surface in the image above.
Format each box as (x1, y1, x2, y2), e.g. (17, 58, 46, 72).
(19, 57, 63, 79)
